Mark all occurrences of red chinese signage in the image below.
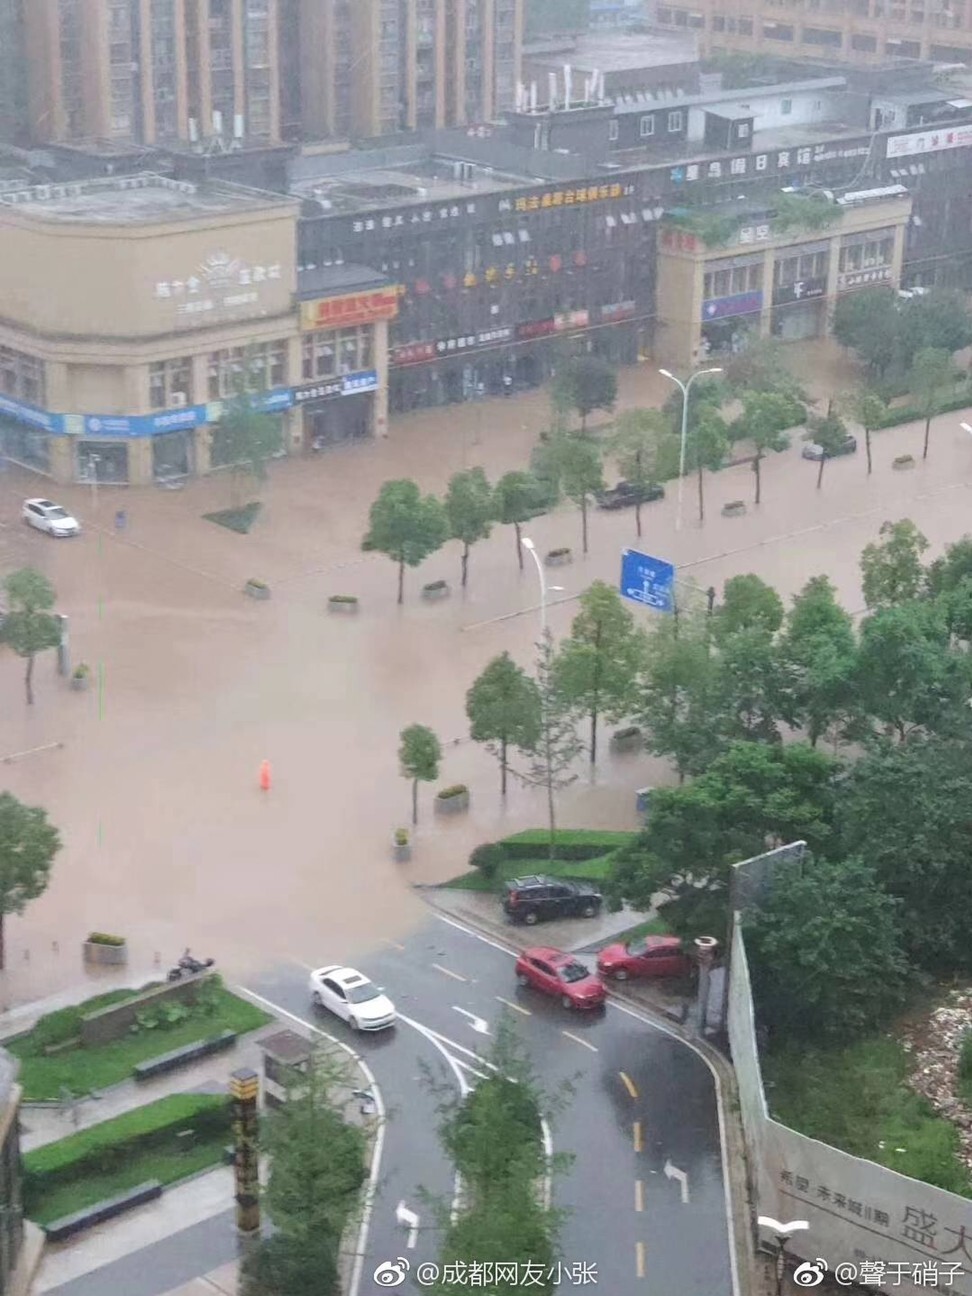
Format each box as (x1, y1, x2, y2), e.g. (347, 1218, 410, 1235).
(515, 318, 557, 340)
(390, 342, 437, 367)
(660, 228, 700, 254)
(300, 287, 399, 331)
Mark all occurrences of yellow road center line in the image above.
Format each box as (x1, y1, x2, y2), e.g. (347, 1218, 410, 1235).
(432, 963, 467, 982)
(635, 1180, 644, 1213)
(636, 1241, 646, 1278)
(561, 1029, 599, 1053)
(620, 1070, 639, 1099)
(495, 995, 531, 1015)
(633, 1120, 643, 1153)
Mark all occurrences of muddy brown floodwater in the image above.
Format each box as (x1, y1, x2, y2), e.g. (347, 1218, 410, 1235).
(0, 339, 969, 1006)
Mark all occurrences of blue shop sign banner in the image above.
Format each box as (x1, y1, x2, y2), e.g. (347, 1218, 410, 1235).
(0, 394, 64, 435)
(71, 389, 294, 438)
(702, 290, 763, 321)
(293, 371, 379, 405)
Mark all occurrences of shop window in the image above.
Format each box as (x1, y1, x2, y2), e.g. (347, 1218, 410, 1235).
(301, 327, 373, 380)
(148, 356, 193, 409)
(208, 341, 288, 399)
(0, 345, 46, 407)
(839, 229, 894, 274)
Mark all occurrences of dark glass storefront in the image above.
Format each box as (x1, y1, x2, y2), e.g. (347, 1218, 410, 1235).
(303, 392, 372, 448)
(76, 440, 129, 484)
(0, 419, 50, 473)
(152, 429, 194, 480)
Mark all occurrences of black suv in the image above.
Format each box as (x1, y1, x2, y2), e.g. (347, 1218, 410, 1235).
(503, 875, 603, 926)
(596, 480, 665, 511)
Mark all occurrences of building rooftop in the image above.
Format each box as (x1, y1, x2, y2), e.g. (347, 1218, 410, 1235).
(525, 30, 699, 74)
(292, 161, 529, 215)
(612, 76, 848, 117)
(297, 263, 390, 298)
(0, 173, 295, 224)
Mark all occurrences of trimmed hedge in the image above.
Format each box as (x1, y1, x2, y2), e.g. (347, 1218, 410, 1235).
(875, 388, 972, 430)
(499, 829, 635, 861)
(24, 1093, 232, 1206)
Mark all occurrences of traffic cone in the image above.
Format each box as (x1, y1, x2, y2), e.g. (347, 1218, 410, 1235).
(259, 759, 271, 791)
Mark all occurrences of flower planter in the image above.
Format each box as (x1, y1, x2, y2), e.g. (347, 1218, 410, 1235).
(328, 596, 359, 613)
(244, 581, 270, 601)
(70, 672, 90, 692)
(893, 455, 915, 471)
(435, 786, 470, 815)
(721, 501, 746, 518)
(610, 727, 643, 754)
(422, 581, 450, 601)
(393, 843, 412, 863)
(83, 936, 128, 967)
(545, 548, 573, 568)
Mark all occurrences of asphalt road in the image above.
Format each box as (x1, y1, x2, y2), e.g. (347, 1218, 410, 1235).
(244, 912, 737, 1296)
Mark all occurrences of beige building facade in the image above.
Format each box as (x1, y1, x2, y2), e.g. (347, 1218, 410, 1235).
(653, 191, 913, 370)
(0, 175, 393, 486)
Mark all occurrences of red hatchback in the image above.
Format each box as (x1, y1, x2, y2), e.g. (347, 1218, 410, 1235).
(597, 935, 692, 982)
(515, 947, 606, 1010)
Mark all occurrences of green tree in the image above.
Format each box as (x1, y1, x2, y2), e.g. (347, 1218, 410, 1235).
(608, 741, 838, 916)
(520, 630, 583, 861)
(722, 337, 807, 402)
(745, 856, 909, 1044)
(684, 406, 728, 523)
(0, 791, 60, 969)
(926, 534, 972, 598)
(445, 467, 493, 588)
(900, 288, 972, 358)
(609, 408, 670, 538)
(553, 582, 644, 763)
(3, 568, 61, 705)
(638, 610, 724, 780)
(364, 479, 448, 604)
(212, 386, 282, 505)
(466, 653, 542, 795)
(831, 288, 902, 379)
(836, 735, 972, 972)
(714, 574, 784, 642)
(242, 1232, 339, 1296)
(550, 354, 617, 433)
(553, 433, 604, 554)
(779, 576, 859, 749)
(843, 388, 888, 477)
(494, 471, 539, 571)
(734, 390, 803, 505)
(860, 519, 929, 609)
(909, 346, 959, 461)
(803, 407, 851, 489)
(715, 624, 791, 743)
(399, 723, 442, 824)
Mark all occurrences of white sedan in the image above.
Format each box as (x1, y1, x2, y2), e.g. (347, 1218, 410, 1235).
(308, 965, 396, 1031)
(22, 499, 81, 537)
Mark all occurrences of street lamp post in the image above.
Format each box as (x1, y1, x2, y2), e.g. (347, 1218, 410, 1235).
(520, 537, 564, 637)
(659, 367, 723, 532)
(756, 1217, 810, 1296)
(87, 453, 101, 511)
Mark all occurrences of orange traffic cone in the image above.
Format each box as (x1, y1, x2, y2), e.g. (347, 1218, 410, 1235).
(259, 759, 271, 791)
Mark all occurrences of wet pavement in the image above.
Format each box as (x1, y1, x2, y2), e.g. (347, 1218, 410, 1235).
(0, 340, 969, 1006)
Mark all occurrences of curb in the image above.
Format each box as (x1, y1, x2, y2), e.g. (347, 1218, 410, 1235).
(420, 887, 759, 1296)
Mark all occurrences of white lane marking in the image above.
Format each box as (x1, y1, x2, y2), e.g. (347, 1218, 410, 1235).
(433, 912, 518, 957)
(432, 962, 468, 982)
(453, 1006, 490, 1034)
(395, 1201, 420, 1248)
(234, 986, 385, 1296)
(561, 1029, 599, 1053)
(495, 995, 531, 1016)
(401, 1018, 497, 1069)
(664, 1159, 690, 1204)
(540, 1117, 554, 1212)
(398, 1013, 468, 1224)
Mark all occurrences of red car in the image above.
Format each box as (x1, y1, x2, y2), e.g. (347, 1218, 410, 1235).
(597, 935, 692, 982)
(515, 947, 606, 1010)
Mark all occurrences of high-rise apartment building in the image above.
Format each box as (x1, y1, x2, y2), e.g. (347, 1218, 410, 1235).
(8, 0, 523, 153)
(651, 0, 972, 66)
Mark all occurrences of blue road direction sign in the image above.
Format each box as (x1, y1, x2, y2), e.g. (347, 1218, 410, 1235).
(620, 548, 675, 613)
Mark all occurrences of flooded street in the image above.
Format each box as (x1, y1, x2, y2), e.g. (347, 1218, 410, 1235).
(0, 341, 970, 1006)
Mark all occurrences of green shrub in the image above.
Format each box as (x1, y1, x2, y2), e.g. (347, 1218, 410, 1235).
(23, 1093, 232, 1205)
(86, 933, 125, 946)
(423, 580, 449, 592)
(437, 784, 469, 799)
(31, 1008, 83, 1054)
(328, 594, 359, 604)
(469, 843, 505, 880)
(875, 386, 972, 429)
(959, 1033, 972, 1103)
(500, 829, 634, 861)
(448, 1077, 543, 1191)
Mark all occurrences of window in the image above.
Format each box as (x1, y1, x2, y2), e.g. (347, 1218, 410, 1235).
(803, 25, 843, 44)
(739, 17, 754, 32)
(640, 114, 655, 137)
(148, 357, 192, 409)
(704, 259, 763, 299)
(781, 98, 793, 115)
(712, 14, 726, 28)
(609, 119, 619, 141)
(839, 228, 895, 275)
(667, 110, 683, 132)
(763, 20, 795, 37)
(0, 345, 45, 405)
(208, 341, 287, 399)
(301, 327, 373, 380)
(851, 31, 877, 49)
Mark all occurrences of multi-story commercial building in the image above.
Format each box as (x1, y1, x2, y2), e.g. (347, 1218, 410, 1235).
(8, 0, 524, 153)
(650, 0, 972, 67)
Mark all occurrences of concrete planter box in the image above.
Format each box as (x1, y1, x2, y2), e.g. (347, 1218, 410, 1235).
(545, 549, 573, 567)
(610, 727, 644, 754)
(893, 455, 915, 471)
(422, 581, 450, 601)
(70, 672, 90, 692)
(328, 597, 360, 613)
(393, 843, 411, 863)
(721, 501, 746, 518)
(83, 938, 128, 967)
(435, 788, 470, 815)
(244, 581, 270, 600)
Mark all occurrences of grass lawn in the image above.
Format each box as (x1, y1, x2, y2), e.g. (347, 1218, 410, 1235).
(28, 1134, 227, 1225)
(203, 502, 262, 534)
(9, 987, 270, 1101)
(764, 1034, 972, 1197)
(445, 853, 618, 892)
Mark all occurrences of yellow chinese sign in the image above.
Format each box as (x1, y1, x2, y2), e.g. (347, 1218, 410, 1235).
(514, 183, 625, 213)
